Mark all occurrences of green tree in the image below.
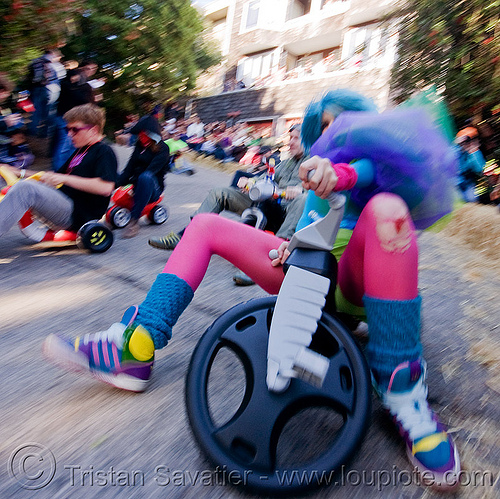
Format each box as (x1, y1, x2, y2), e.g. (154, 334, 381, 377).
(390, 0, 500, 123)
(0, 0, 83, 80)
(63, 0, 220, 119)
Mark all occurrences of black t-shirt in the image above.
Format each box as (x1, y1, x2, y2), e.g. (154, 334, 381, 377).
(57, 78, 94, 116)
(59, 141, 117, 230)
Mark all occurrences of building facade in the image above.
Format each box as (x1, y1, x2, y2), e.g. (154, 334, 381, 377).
(191, 0, 400, 133)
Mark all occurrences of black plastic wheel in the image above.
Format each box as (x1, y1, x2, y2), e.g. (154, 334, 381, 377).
(108, 206, 131, 229)
(76, 221, 114, 253)
(185, 296, 371, 495)
(148, 205, 169, 224)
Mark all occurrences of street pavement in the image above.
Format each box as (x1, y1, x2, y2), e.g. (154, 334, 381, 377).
(0, 158, 498, 499)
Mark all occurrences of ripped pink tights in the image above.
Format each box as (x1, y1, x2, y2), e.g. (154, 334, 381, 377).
(163, 193, 418, 303)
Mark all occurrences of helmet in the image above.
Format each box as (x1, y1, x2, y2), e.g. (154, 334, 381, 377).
(455, 127, 478, 144)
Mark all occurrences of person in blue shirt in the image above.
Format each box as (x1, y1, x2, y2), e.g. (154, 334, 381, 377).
(455, 127, 485, 202)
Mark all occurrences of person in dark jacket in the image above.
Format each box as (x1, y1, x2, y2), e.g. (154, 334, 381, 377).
(117, 114, 170, 238)
(51, 68, 95, 171)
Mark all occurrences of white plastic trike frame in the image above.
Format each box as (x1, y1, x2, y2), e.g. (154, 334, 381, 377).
(267, 191, 346, 392)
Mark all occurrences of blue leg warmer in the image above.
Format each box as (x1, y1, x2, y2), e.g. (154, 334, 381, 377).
(136, 273, 194, 349)
(363, 295, 422, 385)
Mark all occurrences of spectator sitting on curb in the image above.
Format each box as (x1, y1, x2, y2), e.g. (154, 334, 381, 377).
(164, 128, 189, 171)
(212, 128, 233, 163)
(0, 74, 23, 134)
(115, 114, 140, 147)
(1, 73, 26, 165)
(0, 127, 35, 169)
(455, 127, 486, 203)
(186, 115, 204, 141)
(230, 145, 281, 189)
(199, 132, 216, 156)
(228, 122, 250, 162)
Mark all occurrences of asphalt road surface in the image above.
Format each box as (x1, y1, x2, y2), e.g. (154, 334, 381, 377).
(0, 157, 498, 499)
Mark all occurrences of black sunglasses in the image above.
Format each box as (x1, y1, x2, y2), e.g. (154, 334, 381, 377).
(66, 125, 93, 134)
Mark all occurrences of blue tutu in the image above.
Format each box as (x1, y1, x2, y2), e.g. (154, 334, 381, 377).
(310, 107, 458, 229)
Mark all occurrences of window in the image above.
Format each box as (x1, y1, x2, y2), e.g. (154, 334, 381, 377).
(343, 25, 374, 63)
(341, 24, 395, 68)
(321, 0, 351, 15)
(245, 0, 260, 30)
(236, 50, 275, 86)
(286, 0, 311, 21)
(296, 52, 322, 69)
(321, 0, 348, 8)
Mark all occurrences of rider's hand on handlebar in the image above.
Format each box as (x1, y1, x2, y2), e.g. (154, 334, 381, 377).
(40, 172, 65, 188)
(299, 156, 338, 199)
(284, 185, 303, 200)
(237, 177, 249, 190)
(271, 240, 290, 267)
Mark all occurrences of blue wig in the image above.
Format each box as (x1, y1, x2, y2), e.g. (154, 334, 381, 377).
(301, 89, 377, 152)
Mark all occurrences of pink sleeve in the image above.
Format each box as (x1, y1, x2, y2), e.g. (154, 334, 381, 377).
(331, 162, 358, 192)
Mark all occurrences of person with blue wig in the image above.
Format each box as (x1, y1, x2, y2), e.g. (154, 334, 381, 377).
(44, 88, 460, 490)
(282, 88, 460, 489)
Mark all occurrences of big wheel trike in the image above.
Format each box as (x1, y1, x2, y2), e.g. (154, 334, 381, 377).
(105, 184, 168, 229)
(185, 188, 372, 495)
(239, 162, 293, 232)
(0, 165, 113, 253)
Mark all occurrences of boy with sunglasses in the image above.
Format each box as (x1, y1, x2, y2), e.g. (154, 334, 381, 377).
(0, 104, 117, 238)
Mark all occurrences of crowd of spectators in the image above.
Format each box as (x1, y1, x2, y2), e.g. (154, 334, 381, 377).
(154, 112, 288, 172)
(0, 73, 34, 169)
(1, 46, 298, 181)
(0, 50, 106, 173)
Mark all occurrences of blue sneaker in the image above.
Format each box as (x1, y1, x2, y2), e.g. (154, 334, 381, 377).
(376, 360, 460, 490)
(43, 306, 154, 392)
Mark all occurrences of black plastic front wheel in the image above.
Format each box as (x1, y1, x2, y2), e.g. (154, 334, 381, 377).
(76, 222, 114, 253)
(185, 296, 371, 495)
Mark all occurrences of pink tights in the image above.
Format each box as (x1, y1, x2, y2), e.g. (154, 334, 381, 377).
(163, 193, 418, 303)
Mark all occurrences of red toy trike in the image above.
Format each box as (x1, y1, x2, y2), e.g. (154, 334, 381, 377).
(18, 210, 113, 253)
(0, 166, 113, 253)
(105, 184, 169, 229)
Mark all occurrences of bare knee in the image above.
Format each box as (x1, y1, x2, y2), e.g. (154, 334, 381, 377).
(367, 193, 414, 253)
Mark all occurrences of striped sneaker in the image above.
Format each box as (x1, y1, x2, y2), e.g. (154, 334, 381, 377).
(148, 231, 181, 250)
(42, 306, 154, 392)
(377, 360, 460, 490)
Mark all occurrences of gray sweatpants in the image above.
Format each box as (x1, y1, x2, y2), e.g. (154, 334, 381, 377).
(192, 186, 306, 240)
(0, 180, 73, 237)
(193, 187, 253, 218)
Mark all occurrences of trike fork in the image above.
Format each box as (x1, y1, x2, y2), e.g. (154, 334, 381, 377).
(267, 192, 347, 392)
